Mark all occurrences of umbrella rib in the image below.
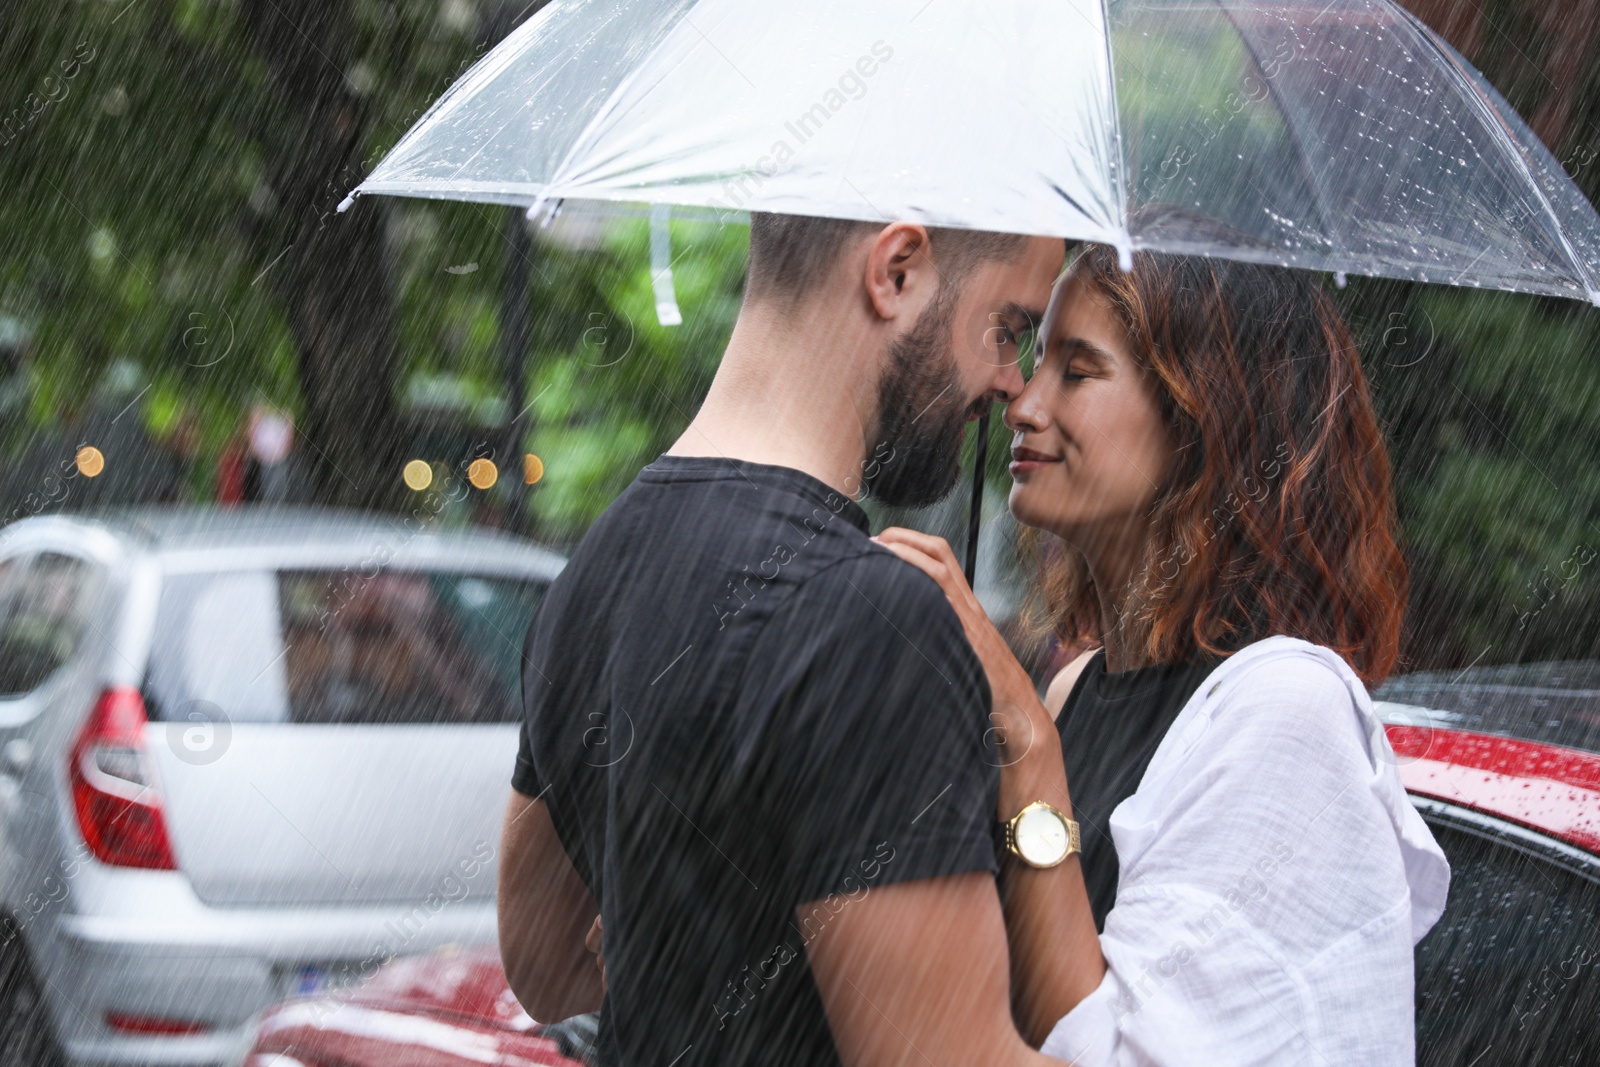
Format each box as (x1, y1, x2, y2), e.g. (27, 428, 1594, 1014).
(1096, 0, 1133, 259)
(1046, 181, 1100, 235)
(535, 1, 709, 209)
(1389, 3, 1600, 300)
(368, 0, 559, 195)
(1215, 0, 1348, 268)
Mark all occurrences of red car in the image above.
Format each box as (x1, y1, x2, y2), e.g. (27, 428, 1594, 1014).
(238, 944, 590, 1067)
(240, 717, 1600, 1067)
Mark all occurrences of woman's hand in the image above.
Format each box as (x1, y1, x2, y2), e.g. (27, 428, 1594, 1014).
(875, 529, 1103, 1038)
(871, 528, 1066, 812)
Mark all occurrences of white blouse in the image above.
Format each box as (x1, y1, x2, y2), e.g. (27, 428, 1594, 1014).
(1041, 635, 1451, 1067)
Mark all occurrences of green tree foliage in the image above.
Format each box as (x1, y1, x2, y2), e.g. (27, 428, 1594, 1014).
(0, 0, 752, 528)
(1350, 283, 1600, 669)
(517, 213, 747, 541)
(0, 0, 557, 511)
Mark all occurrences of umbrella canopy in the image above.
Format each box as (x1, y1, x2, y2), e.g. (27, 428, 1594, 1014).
(346, 0, 1600, 305)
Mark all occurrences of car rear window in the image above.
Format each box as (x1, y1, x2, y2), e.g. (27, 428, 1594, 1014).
(0, 552, 96, 698)
(145, 568, 546, 725)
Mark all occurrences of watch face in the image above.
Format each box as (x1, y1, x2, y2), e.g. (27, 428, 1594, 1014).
(1015, 806, 1071, 867)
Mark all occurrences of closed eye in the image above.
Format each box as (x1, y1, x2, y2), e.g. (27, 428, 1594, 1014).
(991, 304, 1041, 372)
(1027, 346, 1084, 386)
(1008, 326, 1039, 377)
(1048, 337, 1112, 385)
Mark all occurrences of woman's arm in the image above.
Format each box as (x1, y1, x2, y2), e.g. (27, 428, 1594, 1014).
(996, 721, 1108, 1043)
(872, 529, 1106, 1044)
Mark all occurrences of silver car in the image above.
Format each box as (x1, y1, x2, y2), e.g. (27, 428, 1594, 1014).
(0, 506, 563, 1066)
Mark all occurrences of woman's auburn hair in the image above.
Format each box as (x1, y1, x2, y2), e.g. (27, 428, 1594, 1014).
(1027, 243, 1408, 686)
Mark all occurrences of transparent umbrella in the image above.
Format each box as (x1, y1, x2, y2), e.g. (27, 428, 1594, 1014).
(343, 0, 1600, 302)
(340, 0, 1600, 572)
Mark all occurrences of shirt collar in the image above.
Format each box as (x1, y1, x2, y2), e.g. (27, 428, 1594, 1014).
(641, 454, 873, 536)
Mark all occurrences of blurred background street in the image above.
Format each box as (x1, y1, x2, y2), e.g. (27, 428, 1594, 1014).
(3, 2, 1600, 1065)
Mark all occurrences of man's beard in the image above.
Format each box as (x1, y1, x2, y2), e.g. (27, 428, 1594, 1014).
(864, 288, 984, 509)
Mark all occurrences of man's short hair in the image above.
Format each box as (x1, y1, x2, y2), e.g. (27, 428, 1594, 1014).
(745, 212, 1028, 305)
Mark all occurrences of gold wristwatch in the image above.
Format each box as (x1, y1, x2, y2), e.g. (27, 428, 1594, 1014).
(1002, 801, 1080, 868)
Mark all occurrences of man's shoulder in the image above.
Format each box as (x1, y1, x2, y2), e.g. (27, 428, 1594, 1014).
(790, 545, 961, 634)
(749, 546, 985, 712)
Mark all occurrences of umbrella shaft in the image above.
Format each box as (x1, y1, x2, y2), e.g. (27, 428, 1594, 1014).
(965, 411, 989, 587)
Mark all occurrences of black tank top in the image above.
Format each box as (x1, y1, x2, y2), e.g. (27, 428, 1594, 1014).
(1057, 649, 1226, 932)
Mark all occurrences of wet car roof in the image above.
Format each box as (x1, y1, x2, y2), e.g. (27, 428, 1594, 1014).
(1388, 725, 1600, 855)
(2, 505, 567, 571)
(66, 504, 532, 550)
(1377, 665, 1600, 755)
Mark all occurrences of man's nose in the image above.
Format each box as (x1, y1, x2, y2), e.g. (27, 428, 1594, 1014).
(1003, 378, 1047, 434)
(987, 360, 1026, 405)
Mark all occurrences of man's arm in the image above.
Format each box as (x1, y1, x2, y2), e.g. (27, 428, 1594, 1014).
(803, 871, 1068, 1067)
(497, 789, 603, 1020)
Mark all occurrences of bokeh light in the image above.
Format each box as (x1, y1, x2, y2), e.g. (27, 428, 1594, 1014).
(468, 458, 498, 489)
(75, 445, 104, 477)
(402, 459, 433, 491)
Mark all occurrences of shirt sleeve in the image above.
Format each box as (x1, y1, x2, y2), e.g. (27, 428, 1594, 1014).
(1042, 653, 1438, 1067)
(744, 550, 1000, 907)
(511, 717, 544, 797)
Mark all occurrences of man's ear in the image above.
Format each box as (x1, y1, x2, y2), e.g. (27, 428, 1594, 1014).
(864, 222, 937, 322)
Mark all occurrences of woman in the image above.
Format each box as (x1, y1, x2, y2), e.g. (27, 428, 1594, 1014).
(875, 243, 1450, 1065)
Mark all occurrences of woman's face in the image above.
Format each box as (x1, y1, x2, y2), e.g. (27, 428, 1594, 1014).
(1005, 272, 1175, 557)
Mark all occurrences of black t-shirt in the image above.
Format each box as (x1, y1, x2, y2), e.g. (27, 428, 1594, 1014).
(513, 455, 998, 1067)
(1057, 649, 1225, 932)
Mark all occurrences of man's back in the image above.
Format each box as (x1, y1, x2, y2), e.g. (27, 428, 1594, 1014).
(514, 455, 998, 1067)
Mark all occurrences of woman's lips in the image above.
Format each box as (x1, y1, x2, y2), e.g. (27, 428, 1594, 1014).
(1009, 447, 1061, 476)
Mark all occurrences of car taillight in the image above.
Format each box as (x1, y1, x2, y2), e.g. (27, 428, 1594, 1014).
(69, 687, 178, 870)
(104, 1011, 211, 1035)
